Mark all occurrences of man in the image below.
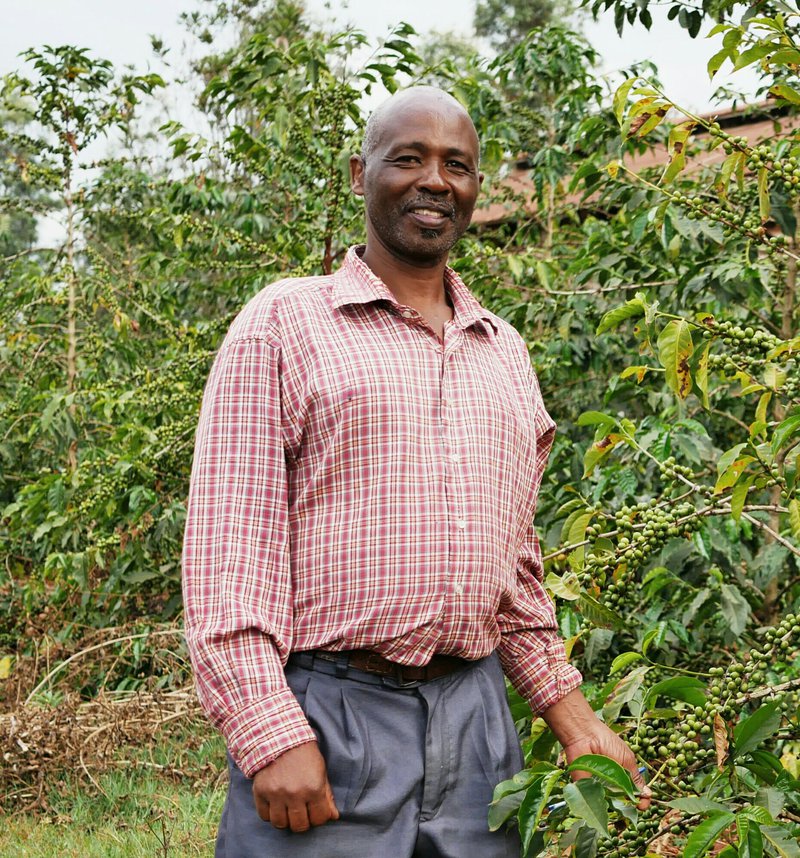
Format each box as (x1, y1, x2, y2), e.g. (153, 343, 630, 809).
(182, 86, 648, 858)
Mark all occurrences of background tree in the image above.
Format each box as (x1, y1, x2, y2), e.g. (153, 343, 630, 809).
(475, 0, 576, 51)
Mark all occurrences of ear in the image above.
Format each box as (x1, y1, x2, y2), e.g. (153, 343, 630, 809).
(478, 171, 485, 187)
(350, 154, 365, 196)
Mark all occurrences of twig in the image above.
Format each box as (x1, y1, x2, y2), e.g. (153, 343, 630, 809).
(24, 629, 184, 705)
(742, 511, 800, 560)
(734, 674, 800, 706)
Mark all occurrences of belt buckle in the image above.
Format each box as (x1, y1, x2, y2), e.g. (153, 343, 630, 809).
(392, 663, 422, 688)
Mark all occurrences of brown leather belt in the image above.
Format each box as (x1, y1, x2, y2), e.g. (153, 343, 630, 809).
(310, 649, 469, 683)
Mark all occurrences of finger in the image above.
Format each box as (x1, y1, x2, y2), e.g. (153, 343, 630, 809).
(326, 783, 340, 820)
(631, 766, 651, 809)
(287, 804, 311, 833)
(269, 804, 289, 830)
(307, 789, 339, 826)
(253, 796, 270, 822)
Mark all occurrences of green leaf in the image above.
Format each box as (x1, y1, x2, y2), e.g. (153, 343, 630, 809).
(733, 704, 782, 758)
(488, 771, 535, 830)
(645, 676, 706, 708)
(770, 48, 800, 65)
(582, 433, 623, 478)
(661, 150, 686, 185)
(772, 412, 800, 454)
(577, 593, 625, 629)
(696, 342, 711, 408)
(683, 811, 736, 858)
(39, 393, 64, 432)
(518, 769, 562, 851)
(596, 297, 645, 335)
(545, 571, 581, 601)
(574, 825, 599, 858)
(610, 652, 642, 674)
(754, 787, 785, 820)
(585, 627, 614, 668)
(613, 78, 637, 124)
(736, 816, 763, 858)
(566, 754, 636, 801)
(770, 84, 800, 105)
(708, 47, 733, 79)
(717, 442, 748, 475)
(761, 825, 800, 858)
(619, 365, 655, 383)
(577, 411, 617, 427)
(657, 319, 694, 399)
(715, 456, 755, 494)
(733, 43, 775, 71)
(563, 779, 610, 838)
(642, 620, 669, 656)
(720, 583, 750, 637)
(667, 797, 731, 814)
(738, 806, 774, 826)
(556, 498, 589, 519)
(731, 475, 755, 522)
(717, 151, 743, 196)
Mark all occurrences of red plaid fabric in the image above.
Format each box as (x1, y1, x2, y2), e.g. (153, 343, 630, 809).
(182, 246, 582, 777)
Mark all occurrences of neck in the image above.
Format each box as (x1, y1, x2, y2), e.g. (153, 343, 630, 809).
(361, 241, 449, 309)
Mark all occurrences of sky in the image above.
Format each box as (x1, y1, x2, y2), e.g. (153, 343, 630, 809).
(0, 0, 759, 116)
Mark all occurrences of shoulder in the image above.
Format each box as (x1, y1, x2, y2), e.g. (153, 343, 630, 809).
(224, 273, 336, 346)
(482, 311, 533, 374)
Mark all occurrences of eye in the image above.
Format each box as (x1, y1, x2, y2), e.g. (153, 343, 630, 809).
(447, 160, 471, 172)
(394, 155, 420, 164)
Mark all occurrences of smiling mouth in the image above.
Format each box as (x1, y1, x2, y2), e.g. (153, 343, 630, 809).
(407, 206, 453, 228)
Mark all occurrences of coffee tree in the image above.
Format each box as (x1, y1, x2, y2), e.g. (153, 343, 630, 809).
(489, 10, 800, 857)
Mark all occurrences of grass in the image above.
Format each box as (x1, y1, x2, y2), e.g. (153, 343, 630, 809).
(1, 732, 228, 857)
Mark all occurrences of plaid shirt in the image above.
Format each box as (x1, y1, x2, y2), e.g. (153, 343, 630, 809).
(182, 246, 582, 777)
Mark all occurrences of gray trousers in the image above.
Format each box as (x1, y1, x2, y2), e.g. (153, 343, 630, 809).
(215, 652, 523, 857)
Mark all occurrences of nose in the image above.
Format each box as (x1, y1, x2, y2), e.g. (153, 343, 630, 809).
(416, 159, 450, 194)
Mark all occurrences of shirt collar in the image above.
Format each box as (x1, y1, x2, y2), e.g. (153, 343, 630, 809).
(331, 245, 497, 335)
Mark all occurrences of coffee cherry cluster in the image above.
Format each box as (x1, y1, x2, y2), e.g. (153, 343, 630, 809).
(710, 122, 800, 193)
(669, 191, 779, 248)
(658, 456, 695, 485)
(578, 499, 702, 609)
(626, 617, 799, 788)
(603, 804, 664, 857)
(701, 319, 781, 354)
(631, 709, 717, 785)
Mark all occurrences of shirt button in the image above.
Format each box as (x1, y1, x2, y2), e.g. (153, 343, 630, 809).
(455, 519, 466, 529)
(450, 453, 460, 462)
(454, 583, 464, 595)
(400, 309, 414, 319)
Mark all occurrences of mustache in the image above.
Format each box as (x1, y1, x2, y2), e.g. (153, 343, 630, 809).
(402, 197, 456, 219)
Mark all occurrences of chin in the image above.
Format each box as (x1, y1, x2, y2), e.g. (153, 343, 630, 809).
(397, 231, 460, 264)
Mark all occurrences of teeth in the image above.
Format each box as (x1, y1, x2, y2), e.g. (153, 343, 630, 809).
(413, 208, 446, 217)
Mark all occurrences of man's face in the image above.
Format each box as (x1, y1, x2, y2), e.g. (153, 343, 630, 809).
(350, 97, 483, 267)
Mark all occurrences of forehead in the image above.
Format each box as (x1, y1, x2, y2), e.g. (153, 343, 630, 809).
(372, 100, 479, 159)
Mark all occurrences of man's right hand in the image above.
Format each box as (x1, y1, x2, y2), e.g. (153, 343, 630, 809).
(252, 741, 340, 833)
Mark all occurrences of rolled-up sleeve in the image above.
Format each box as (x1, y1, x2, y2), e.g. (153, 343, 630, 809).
(182, 334, 316, 777)
(496, 368, 583, 714)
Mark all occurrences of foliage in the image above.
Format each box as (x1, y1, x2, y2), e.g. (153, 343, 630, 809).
(1, 1, 799, 854)
(475, 0, 575, 51)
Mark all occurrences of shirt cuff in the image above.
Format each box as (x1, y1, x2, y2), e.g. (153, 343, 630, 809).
(221, 686, 318, 778)
(498, 632, 583, 715)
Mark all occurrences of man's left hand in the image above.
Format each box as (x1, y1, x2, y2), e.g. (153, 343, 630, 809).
(541, 688, 650, 810)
